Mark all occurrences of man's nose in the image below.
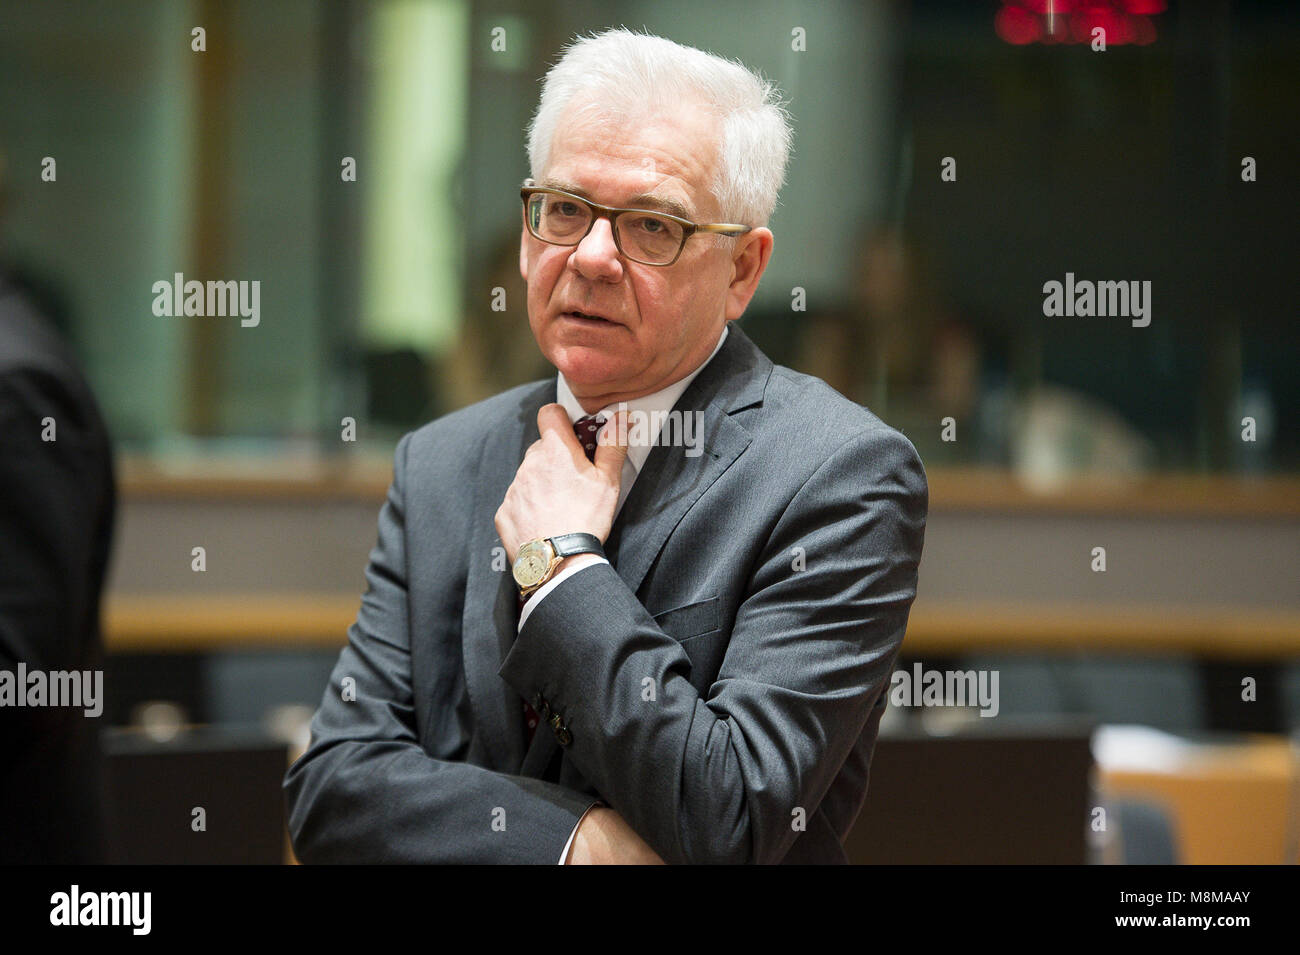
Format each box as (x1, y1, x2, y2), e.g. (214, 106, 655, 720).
(569, 216, 623, 281)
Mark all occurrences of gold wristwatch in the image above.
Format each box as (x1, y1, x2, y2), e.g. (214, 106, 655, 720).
(512, 533, 605, 599)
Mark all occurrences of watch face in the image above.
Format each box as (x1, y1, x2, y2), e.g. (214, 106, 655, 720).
(512, 540, 554, 588)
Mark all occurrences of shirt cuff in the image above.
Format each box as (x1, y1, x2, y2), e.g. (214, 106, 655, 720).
(559, 802, 603, 864)
(518, 556, 608, 631)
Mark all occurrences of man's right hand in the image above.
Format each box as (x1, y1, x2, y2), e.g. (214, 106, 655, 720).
(566, 807, 665, 864)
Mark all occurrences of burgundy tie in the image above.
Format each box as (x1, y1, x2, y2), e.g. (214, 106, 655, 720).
(573, 413, 606, 462)
(520, 413, 607, 742)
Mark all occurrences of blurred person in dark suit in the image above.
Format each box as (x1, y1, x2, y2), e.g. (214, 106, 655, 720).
(0, 160, 116, 860)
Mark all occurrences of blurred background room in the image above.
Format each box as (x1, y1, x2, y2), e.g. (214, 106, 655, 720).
(0, 0, 1296, 863)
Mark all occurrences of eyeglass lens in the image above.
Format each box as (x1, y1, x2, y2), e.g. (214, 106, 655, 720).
(527, 193, 684, 264)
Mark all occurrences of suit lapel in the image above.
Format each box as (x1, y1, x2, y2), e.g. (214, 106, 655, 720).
(461, 381, 552, 774)
(603, 405, 748, 595)
(605, 324, 770, 596)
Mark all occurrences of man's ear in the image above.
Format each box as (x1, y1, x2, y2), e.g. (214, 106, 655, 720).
(519, 229, 530, 282)
(724, 227, 774, 322)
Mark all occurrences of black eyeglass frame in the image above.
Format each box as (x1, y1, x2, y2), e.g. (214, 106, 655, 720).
(520, 180, 752, 266)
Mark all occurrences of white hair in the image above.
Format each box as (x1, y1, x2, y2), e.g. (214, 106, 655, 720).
(526, 28, 793, 228)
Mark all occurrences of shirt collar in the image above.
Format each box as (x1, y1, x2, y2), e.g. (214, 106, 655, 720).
(555, 323, 729, 474)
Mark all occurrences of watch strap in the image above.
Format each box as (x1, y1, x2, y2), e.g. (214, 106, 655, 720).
(547, 532, 605, 560)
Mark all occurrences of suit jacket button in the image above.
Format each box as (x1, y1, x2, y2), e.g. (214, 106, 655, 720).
(550, 714, 572, 746)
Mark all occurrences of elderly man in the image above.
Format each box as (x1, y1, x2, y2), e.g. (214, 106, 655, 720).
(285, 28, 927, 864)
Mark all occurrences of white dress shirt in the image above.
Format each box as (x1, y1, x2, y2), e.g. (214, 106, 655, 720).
(515, 323, 730, 862)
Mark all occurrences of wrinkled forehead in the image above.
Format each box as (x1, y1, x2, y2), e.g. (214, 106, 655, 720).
(543, 96, 723, 218)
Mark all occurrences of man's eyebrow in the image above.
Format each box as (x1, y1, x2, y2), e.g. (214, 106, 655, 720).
(540, 179, 695, 221)
(626, 193, 694, 220)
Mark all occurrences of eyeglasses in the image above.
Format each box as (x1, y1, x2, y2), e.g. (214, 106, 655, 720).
(520, 181, 752, 267)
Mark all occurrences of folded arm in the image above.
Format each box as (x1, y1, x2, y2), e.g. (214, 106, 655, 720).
(284, 434, 596, 864)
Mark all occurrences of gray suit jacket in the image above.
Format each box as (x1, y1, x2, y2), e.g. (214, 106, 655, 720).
(284, 323, 927, 864)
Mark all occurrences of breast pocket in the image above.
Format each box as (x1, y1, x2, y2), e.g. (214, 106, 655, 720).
(652, 595, 721, 643)
(654, 596, 727, 689)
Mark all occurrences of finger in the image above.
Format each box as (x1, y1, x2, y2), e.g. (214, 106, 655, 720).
(593, 411, 629, 482)
(537, 403, 575, 445)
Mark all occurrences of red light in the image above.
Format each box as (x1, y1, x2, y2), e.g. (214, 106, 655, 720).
(1073, 7, 1128, 44)
(995, 5, 1042, 45)
(996, 0, 1158, 46)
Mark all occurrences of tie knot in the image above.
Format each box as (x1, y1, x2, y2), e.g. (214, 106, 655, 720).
(573, 414, 606, 462)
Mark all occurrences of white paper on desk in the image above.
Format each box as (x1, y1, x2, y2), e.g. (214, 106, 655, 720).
(1092, 724, 1203, 773)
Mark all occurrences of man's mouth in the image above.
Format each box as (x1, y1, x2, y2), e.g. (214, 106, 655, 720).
(561, 309, 618, 325)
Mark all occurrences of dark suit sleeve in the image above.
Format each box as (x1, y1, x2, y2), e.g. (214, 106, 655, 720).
(0, 367, 106, 670)
(0, 365, 112, 863)
(284, 433, 596, 864)
(499, 426, 927, 864)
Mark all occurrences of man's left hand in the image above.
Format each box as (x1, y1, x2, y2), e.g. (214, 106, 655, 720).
(495, 404, 628, 560)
